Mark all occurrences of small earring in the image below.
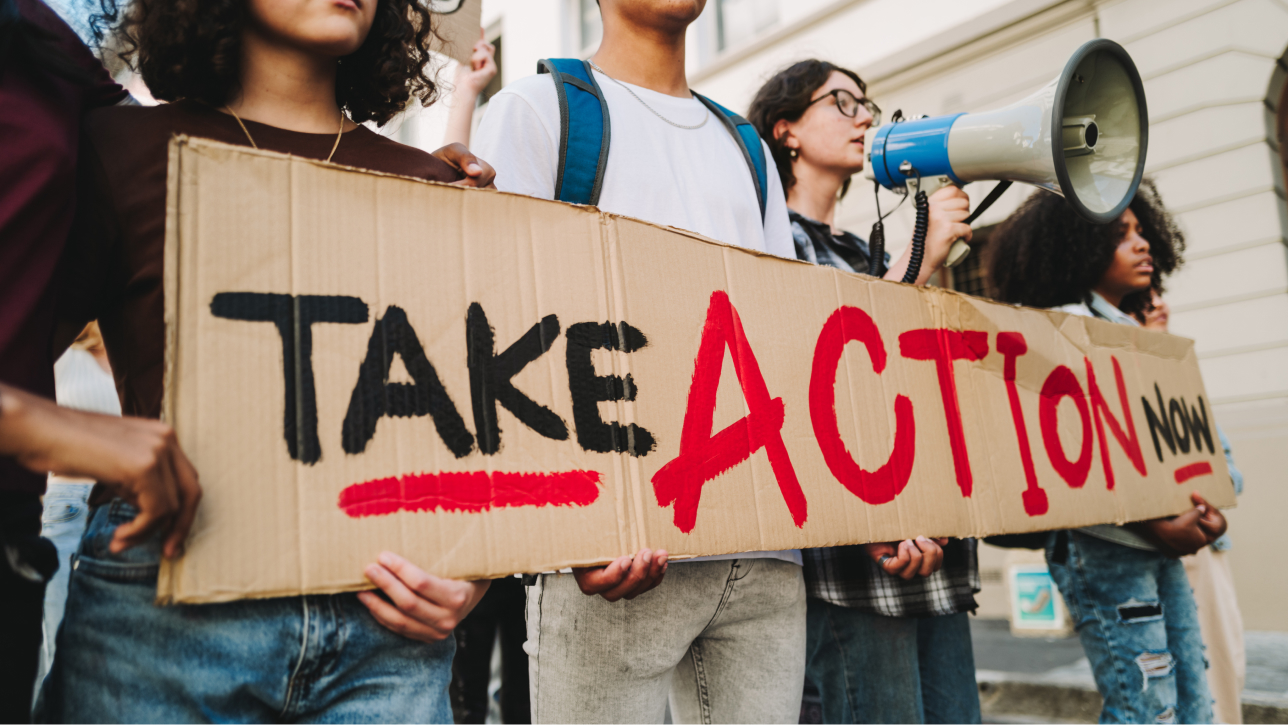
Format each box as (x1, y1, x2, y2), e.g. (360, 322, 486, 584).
(789, 148, 798, 159)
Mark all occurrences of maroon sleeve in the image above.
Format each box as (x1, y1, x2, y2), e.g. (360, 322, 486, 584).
(56, 123, 120, 345)
(19, 0, 127, 108)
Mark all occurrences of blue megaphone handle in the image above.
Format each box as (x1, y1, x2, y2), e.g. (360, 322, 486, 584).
(870, 113, 967, 189)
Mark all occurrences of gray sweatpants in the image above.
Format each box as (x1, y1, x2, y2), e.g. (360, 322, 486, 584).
(524, 558, 806, 724)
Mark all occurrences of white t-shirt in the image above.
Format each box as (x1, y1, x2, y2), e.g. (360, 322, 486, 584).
(473, 70, 794, 259)
(473, 70, 801, 566)
(48, 348, 121, 489)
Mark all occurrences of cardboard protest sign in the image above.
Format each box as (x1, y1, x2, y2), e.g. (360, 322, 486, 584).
(159, 138, 1235, 604)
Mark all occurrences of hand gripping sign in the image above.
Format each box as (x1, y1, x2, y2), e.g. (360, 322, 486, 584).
(159, 139, 1233, 604)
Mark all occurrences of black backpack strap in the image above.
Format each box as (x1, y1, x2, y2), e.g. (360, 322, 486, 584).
(537, 58, 611, 206)
(693, 92, 768, 224)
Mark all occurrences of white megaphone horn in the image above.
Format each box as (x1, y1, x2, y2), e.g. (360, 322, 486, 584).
(863, 39, 1148, 276)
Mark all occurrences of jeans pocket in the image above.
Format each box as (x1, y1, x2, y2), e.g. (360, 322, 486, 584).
(74, 500, 161, 583)
(42, 499, 85, 525)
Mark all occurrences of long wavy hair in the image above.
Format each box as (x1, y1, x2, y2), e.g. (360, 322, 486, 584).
(986, 180, 1184, 316)
(747, 59, 868, 198)
(93, 0, 440, 125)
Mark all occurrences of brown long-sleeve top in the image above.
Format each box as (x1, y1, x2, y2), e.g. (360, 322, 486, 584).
(61, 99, 462, 420)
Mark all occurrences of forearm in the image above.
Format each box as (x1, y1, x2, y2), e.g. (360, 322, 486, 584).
(882, 247, 936, 286)
(0, 383, 100, 476)
(442, 89, 481, 147)
(0, 383, 48, 459)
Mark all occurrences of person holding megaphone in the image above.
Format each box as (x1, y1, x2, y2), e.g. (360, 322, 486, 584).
(749, 60, 973, 285)
(748, 61, 983, 725)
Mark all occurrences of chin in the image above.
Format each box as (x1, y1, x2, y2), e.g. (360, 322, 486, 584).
(628, 0, 705, 27)
(662, 0, 706, 15)
(293, 18, 368, 54)
(309, 33, 367, 57)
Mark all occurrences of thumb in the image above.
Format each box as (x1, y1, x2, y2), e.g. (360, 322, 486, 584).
(1170, 506, 1202, 530)
(573, 556, 630, 593)
(593, 556, 631, 583)
(864, 541, 897, 564)
(453, 149, 483, 175)
(1197, 513, 1222, 534)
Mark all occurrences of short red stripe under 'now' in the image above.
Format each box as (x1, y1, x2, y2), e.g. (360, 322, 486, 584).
(1173, 461, 1214, 484)
(338, 470, 602, 518)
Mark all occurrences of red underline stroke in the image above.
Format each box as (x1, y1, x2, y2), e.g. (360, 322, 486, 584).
(339, 470, 602, 518)
(1173, 461, 1213, 484)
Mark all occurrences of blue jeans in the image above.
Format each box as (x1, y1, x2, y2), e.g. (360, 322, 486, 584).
(35, 482, 93, 696)
(804, 598, 981, 723)
(1046, 531, 1212, 724)
(37, 500, 455, 723)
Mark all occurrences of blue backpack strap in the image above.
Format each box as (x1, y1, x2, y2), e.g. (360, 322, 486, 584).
(538, 58, 611, 206)
(694, 93, 768, 224)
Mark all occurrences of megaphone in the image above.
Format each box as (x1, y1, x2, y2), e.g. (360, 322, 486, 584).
(863, 39, 1148, 276)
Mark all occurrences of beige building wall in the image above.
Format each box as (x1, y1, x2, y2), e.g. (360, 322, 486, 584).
(462, 0, 1288, 630)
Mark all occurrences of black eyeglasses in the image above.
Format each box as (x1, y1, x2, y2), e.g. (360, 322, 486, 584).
(806, 89, 881, 125)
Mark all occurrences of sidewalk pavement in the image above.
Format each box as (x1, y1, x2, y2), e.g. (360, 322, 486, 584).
(971, 618, 1288, 723)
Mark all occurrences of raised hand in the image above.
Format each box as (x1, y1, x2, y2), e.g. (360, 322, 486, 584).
(454, 29, 497, 97)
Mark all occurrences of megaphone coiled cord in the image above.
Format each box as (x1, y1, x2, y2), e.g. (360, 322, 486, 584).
(903, 189, 929, 285)
(869, 220, 886, 279)
(867, 159, 926, 284)
(868, 173, 909, 279)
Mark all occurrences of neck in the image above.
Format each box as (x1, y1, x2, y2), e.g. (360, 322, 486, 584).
(786, 163, 848, 231)
(591, 16, 690, 97)
(1093, 285, 1124, 310)
(228, 29, 350, 133)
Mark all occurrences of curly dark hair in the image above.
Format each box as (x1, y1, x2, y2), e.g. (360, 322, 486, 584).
(747, 59, 867, 198)
(93, 0, 439, 125)
(986, 180, 1184, 316)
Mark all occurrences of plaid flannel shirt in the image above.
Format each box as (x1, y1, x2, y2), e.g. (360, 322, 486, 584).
(789, 210, 885, 274)
(790, 208, 980, 617)
(803, 539, 980, 617)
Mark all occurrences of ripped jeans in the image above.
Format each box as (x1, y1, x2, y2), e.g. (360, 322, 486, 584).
(1046, 531, 1212, 724)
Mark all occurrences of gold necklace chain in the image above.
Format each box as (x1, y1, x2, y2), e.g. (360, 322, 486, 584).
(225, 105, 345, 163)
(587, 60, 709, 130)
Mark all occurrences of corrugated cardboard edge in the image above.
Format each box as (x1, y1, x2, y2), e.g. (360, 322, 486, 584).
(156, 136, 185, 604)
